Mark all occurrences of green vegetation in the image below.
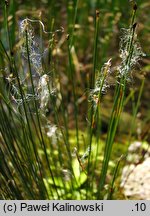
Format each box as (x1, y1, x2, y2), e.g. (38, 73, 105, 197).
(0, 0, 149, 199)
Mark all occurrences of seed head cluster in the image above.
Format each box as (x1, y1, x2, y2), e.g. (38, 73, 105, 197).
(118, 27, 145, 81)
(20, 19, 43, 75)
(90, 58, 112, 107)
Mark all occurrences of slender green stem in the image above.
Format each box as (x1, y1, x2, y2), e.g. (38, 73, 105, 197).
(91, 9, 100, 89)
(67, 42, 79, 149)
(86, 9, 100, 198)
(69, 0, 79, 48)
(128, 77, 145, 145)
(25, 29, 59, 198)
(107, 155, 124, 200)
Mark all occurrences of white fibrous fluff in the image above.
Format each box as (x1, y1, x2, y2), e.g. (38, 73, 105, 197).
(90, 58, 112, 107)
(19, 19, 43, 75)
(47, 124, 57, 138)
(38, 74, 50, 111)
(118, 28, 145, 80)
(46, 124, 61, 145)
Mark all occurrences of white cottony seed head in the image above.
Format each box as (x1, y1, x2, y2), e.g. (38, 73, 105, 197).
(47, 124, 57, 138)
(118, 28, 145, 80)
(38, 74, 50, 111)
(46, 124, 62, 145)
(90, 58, 112, 107)
(19, 18, 43, 75)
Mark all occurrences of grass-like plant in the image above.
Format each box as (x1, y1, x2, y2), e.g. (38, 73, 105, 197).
(0, 1, 145, 199)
